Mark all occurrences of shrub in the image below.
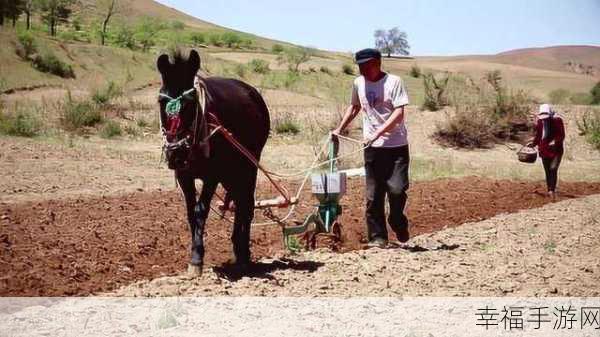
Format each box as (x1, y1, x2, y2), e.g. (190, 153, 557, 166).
(271, 44, 284, 53)
(409, 64, 421, 78)
(422, 72, 449, 111)
(342, 64, 355, 75)
(32, 51, 75, 78)
(92, 81, 123, 106)
(273, 114, 300, 135)
(136, 118, 149, 128)
(320, 66, 332, 75)
(61, 95, 103, 131)
(124, 124, 141, 137)
(570, 92, 593, 105)
(576, 108, 600, 150)
(15, 31, 37, 60)
(261, 71, 300, 89)
(548, 88, 571, 105)
(591, 81, 600, 105)
(434, 72, 534, 148)
(100, 120, 122, 138)
(208, 33, 223, 47)
(248, 59, 270, 74)
(233, 64, 247, 78)
(433, 108, 498, 148)
(170, 20, 185, 30)
(0, 106, 42, 137)
(221, 32, 242, 48)
(189, 32, 206, 45)
(114, 24, 136, 49)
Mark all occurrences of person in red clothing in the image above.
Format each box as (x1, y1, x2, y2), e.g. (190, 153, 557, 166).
(527, 104, 565, 200)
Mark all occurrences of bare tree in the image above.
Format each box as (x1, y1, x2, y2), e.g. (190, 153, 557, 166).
(95, 0, 129, 46)
(374, 27, 410, 57)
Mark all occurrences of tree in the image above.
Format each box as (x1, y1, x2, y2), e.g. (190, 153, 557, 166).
(95, 0, 129, 46)
(374, 27, 410, 57)
(277, 47, 312, 72)
(591, 81, 600, 105)
(135, 16, 162, 52)
(23, 0, 36, 30)
(39, 0, 74, 36)
(5, 0, 25, 27)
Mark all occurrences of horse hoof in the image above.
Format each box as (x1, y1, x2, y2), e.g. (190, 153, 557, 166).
(187, 263, 203, 276)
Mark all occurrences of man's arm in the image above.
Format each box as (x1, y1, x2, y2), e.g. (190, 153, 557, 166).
(333, 104, 361, 136)
(367, 105, 406, 144)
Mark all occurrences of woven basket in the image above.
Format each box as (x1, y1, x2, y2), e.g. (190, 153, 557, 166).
(517, 146, 537, 163)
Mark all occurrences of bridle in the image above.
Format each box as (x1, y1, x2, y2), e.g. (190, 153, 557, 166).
(159, 75, 211, 167)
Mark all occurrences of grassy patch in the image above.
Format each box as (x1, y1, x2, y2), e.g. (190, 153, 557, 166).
(100, 120, 123, 139)
(91, 81, 123, 106)
(0, 105, 43, 137)
(32, 51, 75, 78)
(60, 95, 103, 131)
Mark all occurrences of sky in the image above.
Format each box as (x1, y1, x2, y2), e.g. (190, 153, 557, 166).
(155, 0, 600, 56)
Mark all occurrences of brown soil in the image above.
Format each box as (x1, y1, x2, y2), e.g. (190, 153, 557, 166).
(2, 176, 600, 296)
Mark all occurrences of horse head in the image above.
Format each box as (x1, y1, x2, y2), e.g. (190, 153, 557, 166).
(156, 49, 202, 170)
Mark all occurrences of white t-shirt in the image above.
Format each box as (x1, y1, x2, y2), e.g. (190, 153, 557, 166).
(351, 73, 409, 148)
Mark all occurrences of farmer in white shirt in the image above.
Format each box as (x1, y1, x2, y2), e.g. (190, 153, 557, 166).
(333, 48, 410, 248)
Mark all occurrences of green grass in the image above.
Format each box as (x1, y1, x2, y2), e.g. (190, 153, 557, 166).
(60, 96, 103, 131)
(99, 120, 122, 139)
(0, 105, 43, 137)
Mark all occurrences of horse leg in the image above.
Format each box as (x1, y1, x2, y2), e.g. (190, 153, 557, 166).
(225, 172, 257, 266)
(178, 174, 217, 272)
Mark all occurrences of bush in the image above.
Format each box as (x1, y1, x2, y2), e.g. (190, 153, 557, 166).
(570, 92, 593, 105)
(61, 95, 103, 131)
(15, 31, 37, 60)
(233, 64, 247, 78)
(114, 25, 136, 49)
(548, 88, 571, 105)
(342, 64, 355, 75)
(261, 71, 300, 89)
(433, 108, 497, 148)
(273, 115, 300, 135)
(136, 118, 149, 128)
(248, 59, 270, 74)
(320, 66, 332, 75)
(271, 44, 284, 53)
(422, 73, 449, 111)
(576, 109, 600, 150)
(124, 124, 140, 137)
(0, 106, 42, 137)
(591, 81, 600, 105)
(409, 64, 421, 78)
(222, 32, 242, 48)
(92, 81, 123, 106)
(170, 20, 185, 30)
(208, 33, 223, 47)
(32, 52, 75, 78)
(434, 72, 534, 148)
(189, 32, 206, 45)
(100, 120, 122, 138)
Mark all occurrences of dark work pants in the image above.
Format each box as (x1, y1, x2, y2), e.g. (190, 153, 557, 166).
(542, 154, 562, 192)
(364, 145, 410, 241)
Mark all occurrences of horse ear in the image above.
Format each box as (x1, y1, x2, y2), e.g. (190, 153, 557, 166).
(157, 54, 170, 75)
(188, 50, 201, 73)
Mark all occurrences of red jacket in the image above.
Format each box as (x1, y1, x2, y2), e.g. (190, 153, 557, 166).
(532, 116, 565, 159)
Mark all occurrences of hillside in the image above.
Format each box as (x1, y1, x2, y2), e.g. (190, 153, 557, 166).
(490, 45, 600, 76)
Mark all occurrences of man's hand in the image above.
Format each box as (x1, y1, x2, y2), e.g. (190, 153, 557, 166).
(363, 136, 375, 147)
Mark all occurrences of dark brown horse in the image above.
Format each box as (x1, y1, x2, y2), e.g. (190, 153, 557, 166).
(156, 49, 270, 272)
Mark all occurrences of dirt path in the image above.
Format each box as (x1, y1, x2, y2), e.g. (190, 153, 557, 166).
(2, 177, 600, 296)
(115, 192, 600, 297)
